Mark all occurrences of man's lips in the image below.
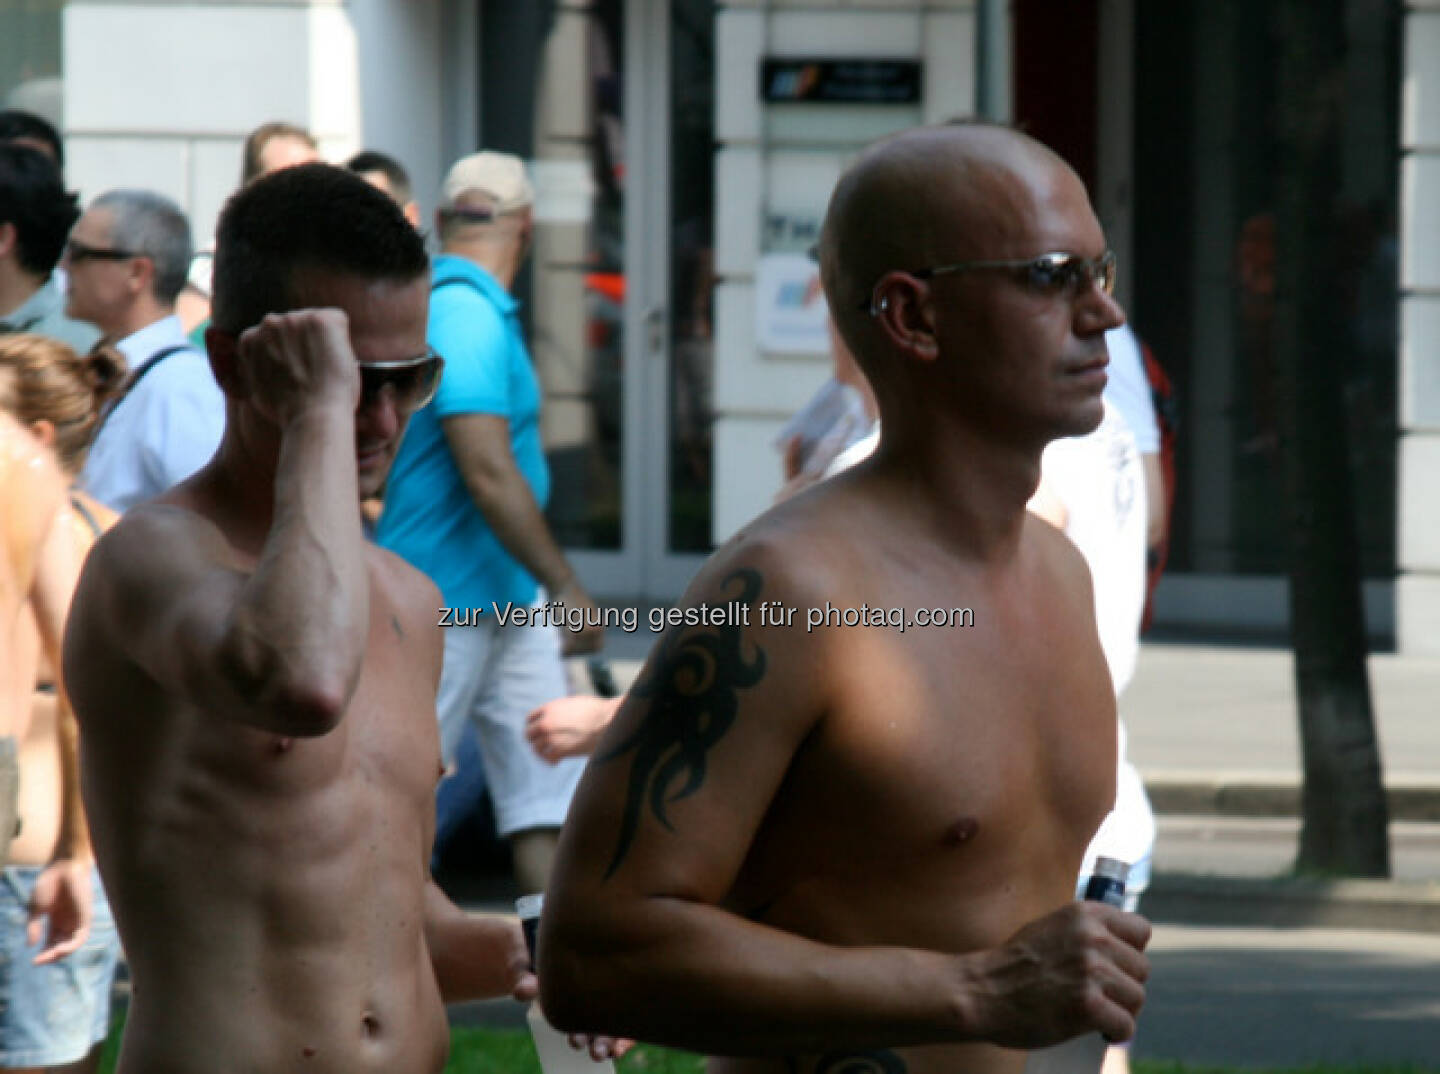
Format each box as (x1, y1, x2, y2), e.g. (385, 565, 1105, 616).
(1064, 353, 1110, 375)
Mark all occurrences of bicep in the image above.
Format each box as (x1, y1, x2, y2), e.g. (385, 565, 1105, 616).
(557, 563, 824, 903)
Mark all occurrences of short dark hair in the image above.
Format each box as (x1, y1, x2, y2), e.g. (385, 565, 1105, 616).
(211, 163, 429, 336)
(91, 189, 194, 305)
(0, 144, 78, 277)
(240, 121, 317, 186)
(345, 149, 413, 205)
(0, 110, 63, 168)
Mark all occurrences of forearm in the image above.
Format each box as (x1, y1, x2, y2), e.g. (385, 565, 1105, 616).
(463, 464, 576, 595)
(541, 895, 973, 1054)
(226, 407, 368, 728)
(425, 882, 528, 1004)
(51, 691, 91, 863)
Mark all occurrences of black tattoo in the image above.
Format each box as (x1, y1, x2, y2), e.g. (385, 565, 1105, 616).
(391, 614, 405, 640)
(814, 1051, 907, 1073)
(598, 568, 767, 878)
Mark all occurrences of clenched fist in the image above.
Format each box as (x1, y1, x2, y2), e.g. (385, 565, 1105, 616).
(235, 309, 360, 426)
(966, 900, 1151, 1050)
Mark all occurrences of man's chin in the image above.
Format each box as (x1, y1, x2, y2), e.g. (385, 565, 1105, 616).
(357, 455, 393, 499)
(1050, 397, 1105, 440)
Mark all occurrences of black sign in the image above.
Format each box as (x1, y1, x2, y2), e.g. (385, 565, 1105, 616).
(760, 59, 923, 105)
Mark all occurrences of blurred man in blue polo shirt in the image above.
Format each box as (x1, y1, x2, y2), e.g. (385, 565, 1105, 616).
(379, 151, 602, 893)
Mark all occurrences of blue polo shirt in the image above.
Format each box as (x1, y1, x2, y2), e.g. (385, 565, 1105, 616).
(378, 255, 550, 612)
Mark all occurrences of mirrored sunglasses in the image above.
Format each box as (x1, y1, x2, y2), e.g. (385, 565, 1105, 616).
(357, 351, 444, 413)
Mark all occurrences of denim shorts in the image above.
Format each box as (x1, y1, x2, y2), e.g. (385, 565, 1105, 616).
(0, 866, 120, 1066)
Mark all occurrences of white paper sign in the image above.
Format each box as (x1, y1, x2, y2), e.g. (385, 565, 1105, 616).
(755, 252, 829, 354)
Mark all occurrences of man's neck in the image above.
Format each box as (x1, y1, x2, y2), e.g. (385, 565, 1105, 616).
(0, 264, 46, 321)
(108, 299, 174, 342)
(871, 405, 1043, 563)
(444, 242, 520, 291)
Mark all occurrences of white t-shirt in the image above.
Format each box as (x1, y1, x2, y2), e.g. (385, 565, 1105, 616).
(1035, 401, 1154, 884)
(1103, 324, 1160, 455)
(1037, 400, 1147, 693)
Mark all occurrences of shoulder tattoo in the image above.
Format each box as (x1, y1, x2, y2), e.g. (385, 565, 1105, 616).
(598, 568, 767, 878)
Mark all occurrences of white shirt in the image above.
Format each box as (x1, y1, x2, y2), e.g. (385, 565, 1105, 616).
(81, 315, 226, 512)
(1036, 401, 1154, 880)
(1103, 324, 1160, 455)
(1037, 401, 1147, 694)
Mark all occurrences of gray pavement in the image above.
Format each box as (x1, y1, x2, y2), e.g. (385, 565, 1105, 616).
(1136, 925, 1440, 1065)
(1125, 641, 1440, 789)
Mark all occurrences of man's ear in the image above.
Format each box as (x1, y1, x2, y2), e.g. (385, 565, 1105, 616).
(205, 326, 247, 399)
(403, 201, 422, 229)
(871, 275, 940, 364)
(0, 221, 17, 261)
(128, 254, 156, 299)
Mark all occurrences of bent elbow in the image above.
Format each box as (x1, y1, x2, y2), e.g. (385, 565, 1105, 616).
(538, 937, 614, 1036)
(216, 635, 352, 736)
(268, 681, 349, 737)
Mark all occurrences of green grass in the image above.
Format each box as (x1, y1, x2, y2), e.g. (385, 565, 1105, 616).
(93, 1021, 1440, 1074)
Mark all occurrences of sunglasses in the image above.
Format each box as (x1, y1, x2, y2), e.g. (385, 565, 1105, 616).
(865, 250, 1117, 313)
(358, 351, 444, 413)
(65, 238, 141, 263)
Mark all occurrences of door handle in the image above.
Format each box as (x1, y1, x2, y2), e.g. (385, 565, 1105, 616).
(644, 305, 666, 355)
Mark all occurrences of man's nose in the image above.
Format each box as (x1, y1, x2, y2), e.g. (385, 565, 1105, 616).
(356, 386, 403, 438)
(1075, 282, 1126, 336)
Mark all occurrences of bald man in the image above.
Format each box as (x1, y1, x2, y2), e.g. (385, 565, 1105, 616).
(538, 124, 1151, 1074)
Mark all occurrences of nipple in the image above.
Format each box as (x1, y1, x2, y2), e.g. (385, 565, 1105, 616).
(273, 737, 294, 755)
(301, 1045, 317, 1059)
(942, 817, 979, 848)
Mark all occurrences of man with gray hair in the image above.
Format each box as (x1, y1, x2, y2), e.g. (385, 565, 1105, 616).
(70, 189, 225, 512)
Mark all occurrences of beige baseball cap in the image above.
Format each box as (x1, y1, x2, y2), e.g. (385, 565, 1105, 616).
(440, 151, 534, 216)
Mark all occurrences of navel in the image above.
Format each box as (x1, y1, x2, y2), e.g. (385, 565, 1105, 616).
(362, 1011, 381, 1037)
(942, 816, 979, 848)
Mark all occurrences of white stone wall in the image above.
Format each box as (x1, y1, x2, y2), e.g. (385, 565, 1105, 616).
(711, 0, 979, 543)
(62, 0, 448, 248)
(1399, 3, 1440, 653)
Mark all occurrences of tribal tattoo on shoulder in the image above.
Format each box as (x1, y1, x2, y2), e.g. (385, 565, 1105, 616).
(598, 568, 767, 878)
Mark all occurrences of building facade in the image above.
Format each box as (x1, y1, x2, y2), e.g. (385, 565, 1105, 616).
(4, 0, 1433, 650)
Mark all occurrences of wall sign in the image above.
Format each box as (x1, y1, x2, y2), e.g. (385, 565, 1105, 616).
(760, 59, 923, 104)
(755, 252, 829, 355)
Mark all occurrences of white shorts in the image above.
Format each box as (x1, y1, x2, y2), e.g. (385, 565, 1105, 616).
(436, 596, 585, 836)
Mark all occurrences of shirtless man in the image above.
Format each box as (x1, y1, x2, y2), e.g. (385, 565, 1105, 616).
(63, 165, 543, 1074)
(539, 124, 1151, 1073)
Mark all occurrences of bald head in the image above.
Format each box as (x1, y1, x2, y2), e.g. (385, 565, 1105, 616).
(818, 124, 1076, 373)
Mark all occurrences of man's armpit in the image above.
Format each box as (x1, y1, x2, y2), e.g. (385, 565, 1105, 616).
(595, 567, 768, 878)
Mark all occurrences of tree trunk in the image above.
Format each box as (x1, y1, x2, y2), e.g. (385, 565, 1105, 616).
(1271, 0, 1390, 877)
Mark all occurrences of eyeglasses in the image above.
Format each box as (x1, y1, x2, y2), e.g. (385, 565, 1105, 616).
(64, 239, 141, 263)
(358, 350, 444, 413)
(864, 250, 1117, 313)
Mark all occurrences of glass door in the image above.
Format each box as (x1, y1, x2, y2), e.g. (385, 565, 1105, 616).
(512, 0, 714, 602)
